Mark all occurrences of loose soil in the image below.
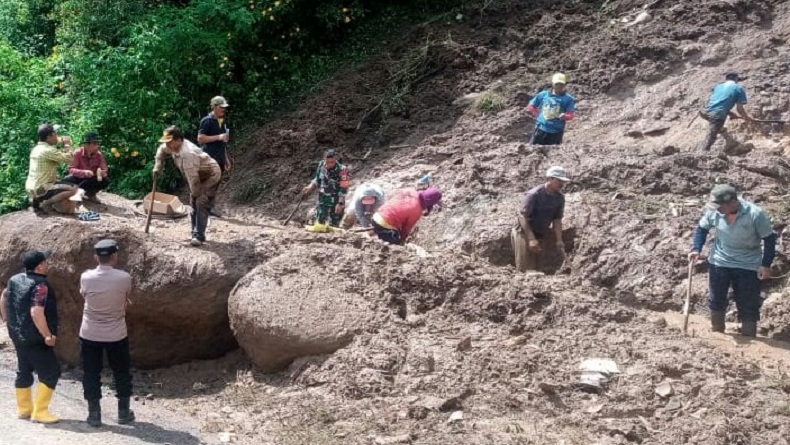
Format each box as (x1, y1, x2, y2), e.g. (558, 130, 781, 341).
(4, 0, 790, 443)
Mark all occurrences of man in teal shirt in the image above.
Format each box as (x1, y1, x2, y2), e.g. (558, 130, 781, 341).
(698, 72, 754, 151)
(689, 184, 776, 337)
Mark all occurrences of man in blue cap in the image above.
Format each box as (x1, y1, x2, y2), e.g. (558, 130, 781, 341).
(79, 239, 134, 427)
(689, 184, 776, 336)
(0, 249, 61, 423)
(698, 72, 754, 151)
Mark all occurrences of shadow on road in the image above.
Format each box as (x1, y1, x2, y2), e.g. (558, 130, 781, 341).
(48, 419, 202, 445)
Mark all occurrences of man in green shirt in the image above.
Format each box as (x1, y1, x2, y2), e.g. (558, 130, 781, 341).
(25, 124, 79, 213)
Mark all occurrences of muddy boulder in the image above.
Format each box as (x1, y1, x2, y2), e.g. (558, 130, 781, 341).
(229, 241, 384, 372)
(0, 210, 255, 368)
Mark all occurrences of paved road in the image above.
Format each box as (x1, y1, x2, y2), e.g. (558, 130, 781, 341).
(0, 360, 213, 445)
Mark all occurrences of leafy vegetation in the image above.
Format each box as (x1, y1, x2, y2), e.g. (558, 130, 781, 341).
(0, 0, 464, 213)
(474, 91, 506, 114)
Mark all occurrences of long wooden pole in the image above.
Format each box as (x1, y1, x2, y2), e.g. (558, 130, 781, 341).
(682, 260, 693, 335)
(144, 172, 159, 234)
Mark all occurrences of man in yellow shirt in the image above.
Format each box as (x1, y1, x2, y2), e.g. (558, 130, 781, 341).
(25, 124, 78, 213)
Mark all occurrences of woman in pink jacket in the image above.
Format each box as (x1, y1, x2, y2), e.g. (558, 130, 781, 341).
(371, 187, 442, 245)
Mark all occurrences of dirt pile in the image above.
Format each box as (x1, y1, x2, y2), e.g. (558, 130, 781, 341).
(189, 0, 790, 441)
(0, 196, 266, 368)
(230, 235, 555, 372)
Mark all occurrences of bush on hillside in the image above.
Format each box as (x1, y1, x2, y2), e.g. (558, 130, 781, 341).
(0, 0, 463, 213)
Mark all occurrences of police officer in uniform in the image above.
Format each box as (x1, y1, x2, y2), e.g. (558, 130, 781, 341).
(0, 249, 61, 424)
(79, 239, 135, 427)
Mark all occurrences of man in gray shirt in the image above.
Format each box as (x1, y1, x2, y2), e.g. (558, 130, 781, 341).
(511, 166, 570, 272)
(79, 239, 134, 427)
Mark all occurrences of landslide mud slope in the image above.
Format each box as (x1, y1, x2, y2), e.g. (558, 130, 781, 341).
(2, 0, 789, 444)
(194, 0, 790, 443)
(227, 0, 790, 334)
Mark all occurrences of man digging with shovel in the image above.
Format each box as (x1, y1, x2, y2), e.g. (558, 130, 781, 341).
(697, 71, 755, 152)
(689, 184, 776, 337)
(153, 126, 221, 246)
(302, 149, 350, 232)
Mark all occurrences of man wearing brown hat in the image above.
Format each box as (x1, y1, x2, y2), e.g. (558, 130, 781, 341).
(197, 96, 231, 217)
(689, 184, 776, 336)
(79, 239, 134, 427)
(698, 72, 754, 151)
(0, 249, 61, 423)
(153, 125, 221, 246)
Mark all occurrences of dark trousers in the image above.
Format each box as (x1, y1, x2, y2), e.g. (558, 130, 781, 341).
(31, 179, 75, 205)
(708, 264, 762, 322)
(698, 111, 726, 151)
(190, 181, 220, 241)
(372, 220, 402, 245)
(530, 128, 564, 145)
(80, 337, 132, 400)
(14, 342, 61, 389)
(62, 175, 110, 196)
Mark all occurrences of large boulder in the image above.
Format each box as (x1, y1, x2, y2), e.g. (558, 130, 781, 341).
(229, 235, 550, 372)
(229, 241, 381, 372)
(0, 207, 257, 368)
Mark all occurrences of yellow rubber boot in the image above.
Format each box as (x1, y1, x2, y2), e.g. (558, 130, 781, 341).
(31, 383, 59, 424)
(305, 222, 328, 233)
(15, 387, 33, 419)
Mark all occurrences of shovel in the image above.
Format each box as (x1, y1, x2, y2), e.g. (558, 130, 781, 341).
(282, 193, 306, 226)
(682, 260, 693, 335)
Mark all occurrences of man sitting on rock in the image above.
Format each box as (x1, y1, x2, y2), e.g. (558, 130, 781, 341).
(371, 186, 442, 245)
(153, 126, 221, 247)
(698, 71, 754, 151)
(512, 166, 570, 272)
(689, 184, 776, 337)
(341, 183, 385, 229)
(63, 132, 109, 203)
(302, 149, 350, 232)
(25, 124, 79, 213)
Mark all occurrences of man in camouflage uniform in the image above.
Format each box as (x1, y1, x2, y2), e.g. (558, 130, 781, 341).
(302, 149, 350, 232)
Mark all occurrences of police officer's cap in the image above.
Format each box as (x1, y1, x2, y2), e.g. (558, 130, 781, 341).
(94, 239, 119, 257)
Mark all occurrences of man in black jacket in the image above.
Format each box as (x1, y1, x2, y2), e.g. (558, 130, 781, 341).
(0, 249, 61, 423)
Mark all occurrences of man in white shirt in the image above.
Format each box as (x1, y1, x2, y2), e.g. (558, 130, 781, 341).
(79, 239, 134, 427)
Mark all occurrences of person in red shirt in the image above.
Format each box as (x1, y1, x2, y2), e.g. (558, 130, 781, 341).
(63, 132, 109, 202)
(371, 187, 442, 245)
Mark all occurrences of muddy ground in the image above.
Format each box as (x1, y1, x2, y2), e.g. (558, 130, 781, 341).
(3, 0, 790, 443)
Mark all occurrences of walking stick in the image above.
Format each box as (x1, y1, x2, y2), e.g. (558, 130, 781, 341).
(144, 172, 159, 234)
(682, 259, 693, 335)
(282, 193, 306, 226)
